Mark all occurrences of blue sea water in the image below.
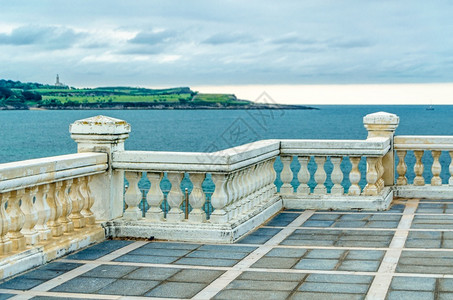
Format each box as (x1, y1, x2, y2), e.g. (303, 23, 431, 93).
(1, 105, 453, 163)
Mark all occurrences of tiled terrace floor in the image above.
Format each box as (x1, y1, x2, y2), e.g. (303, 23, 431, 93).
(2, 198, 453, 299)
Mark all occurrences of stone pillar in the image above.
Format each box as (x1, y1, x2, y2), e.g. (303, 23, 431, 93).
(363, 112, 399, 186)
(70, 115, 131, 221)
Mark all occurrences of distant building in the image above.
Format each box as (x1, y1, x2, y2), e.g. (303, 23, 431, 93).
(55, 74, 67, 87)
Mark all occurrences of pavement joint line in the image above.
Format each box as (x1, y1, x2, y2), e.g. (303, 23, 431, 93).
(191, 210, 315, 299)
(263, 226, 453, 232)
(365, 199, 419, 300)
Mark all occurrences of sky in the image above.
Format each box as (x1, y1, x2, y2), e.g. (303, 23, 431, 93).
(1, 0, 453, 104)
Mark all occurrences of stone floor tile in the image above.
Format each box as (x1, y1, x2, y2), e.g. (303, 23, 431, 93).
(298, 282, 369, 294)
(128, 247, 192, 257)
(439, 278, 453, 292)
(333, 221, 367, 228)
(280, 239, 335, 246)
(309, 213, 341, 220)
(50, 277, 116, 294)
(405, 239, 441, 248)
(387, 290, 434, 300)
(145, 281, 206, 298)
(408, 231, 442, 239)
(96, 278, 160, 296)
(266, 247, 307, 258)
(339, 214, 371, 221)
(302, 220, 335, 227)
(290, 292, 364, 300)
(168, 269, 224, 283)
(391, 276, 436, 291)
(31, 297, 99, 300)
(175, 257, 238, 267)
(87, 240, 133, 251)
(305, 249, 345, 259)
(186, 250, 249, 260)
(114, 254, 179, 264)
(39, 262, 82, 271)
(140, 242, 200, 250)
(305, 273, 373, 284)
(81, 264, 138, 278)
(214, 289, 291, 300)
(251, 228, 282, 236)
(124, 267, 181, 281)
(237, 235, 273, 244)
(226, 279, 299, 291)
(65, 249, 107, 260)
(197, 245, 257, 252)
(439, 293, 453, 300)
(369, 214, 401, 221)
(399, 257, 453, 267)
(396, 265, 453, 274)
(0, 278, 44, 290)
(346, 250, 384, 260)
(366, 221, 400, 228)
(251, 257, 299, 269)
(336, 240, 391, 247)
(20, 269, 67, 280)
(338, 260, 381, 272)
(238, 271, 306, 282)
(293, 258, 338, 270)
(0, 295, 15, 300)
(441, 240, 453, 248)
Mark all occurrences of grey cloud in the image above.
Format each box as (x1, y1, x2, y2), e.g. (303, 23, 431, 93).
(271, 34, 318, 45)
(203, 32, 256, 45)
(0, 25, 83, 49)
(129, 30, 177, 45)
(328, 38, 373, 49)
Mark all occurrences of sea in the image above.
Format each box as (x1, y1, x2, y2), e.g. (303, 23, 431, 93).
(1, 105, 453, 190)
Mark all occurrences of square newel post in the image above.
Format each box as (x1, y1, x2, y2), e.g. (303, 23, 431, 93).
(363, 112, 399, 186)
(69, 115, 131, 221)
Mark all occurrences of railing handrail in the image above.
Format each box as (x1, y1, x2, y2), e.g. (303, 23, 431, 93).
(0, 152, 108, 193)
(395, 135, 453, 150)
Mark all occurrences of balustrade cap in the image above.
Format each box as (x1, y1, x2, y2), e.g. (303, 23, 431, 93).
(363, 112, 399, 126)
(69, 115, 131, 135)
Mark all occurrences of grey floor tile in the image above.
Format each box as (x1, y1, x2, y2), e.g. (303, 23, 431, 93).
(439, 278, 453, 292)
(197, 245, 257, 252)
(168, 269, 224, 283)
(20, 269, 67, 280)
(298, 282, 369, 294)
(266, 248, 307, 258)
(214, 289, 290, 300)
(39, 262, 82, 271)
(333, 221, 367, 228)
(124, 267, 181, 281)
(0, 295, 15, 300)
(145, 281, 206, 298)
(238, 271, 306, 282)
(186, 250, 248, 260)
(128, 247, 192, 257)
(96, 278, 160, 296)
(140, 242, 200, 250)
(50, 277, 116, 293)
(237, 235, 273, 244)
(81, 264, 138, 278)
(293, 258, 338, 270)
(226, 279, 299, 291)
(387, 290, 434, 300)
(302, 220, 335, 227)
(391, 276, 436, 291)
(291, 292, 364, 300)
(405, 239, 441, 248)
(114, 254, 179, 264)
(339, 260, 381, 272)
(280, 239, 335, 246)
(439, 293, 453, 300)
(251, 257, 299, 269)
(0, 278, 44, 290)
(346, 250, 384, 260)
(65, 249, 107, 260)
(305, 273, 373, 284)
(309, 214, 341, 221)
(305, 249, 345, 259)
(175, 257, 238, 267)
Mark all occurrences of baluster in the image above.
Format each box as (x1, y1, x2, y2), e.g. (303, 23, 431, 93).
(210, 173, 229, 223)
(431, 150, 442, 186)
(377, 156, 385, 191)
(188, 173, 207, 223)
(81, 176, 95, 225)
(166, 172, 184, 222)
(21, 187, 39, 245)
(243, 168, 253, 214)
(450, 151, 453, 185)
(225, 172, 236, 220)
(413, 150, 425, 186)
(35, 184, 51, 240)
(68, 178, 85, 228)
(349, 157, 361, 195)
(57, 180, 74, 233)
(364, 157, 379, 196)
(123, 172, 142, 220)
(47, 183, 63, 237)
(396, 150, 408, 185)
(294, 156, 309, 195)
(0, 193, 12, 255)
(231, 171, 241, 218)
(145, 172, 164, 221)
(6, 190, 26, 251)
(330, 157, 344, 195)
(269, 158, 278, 196)
(255, 163, 264, 205)
(313, 156, 327, 194)
(280, 156, 293, 194)
(236, 170, 247, 216)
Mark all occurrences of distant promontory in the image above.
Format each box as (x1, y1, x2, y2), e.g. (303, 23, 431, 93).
(0, 78, 318, 110)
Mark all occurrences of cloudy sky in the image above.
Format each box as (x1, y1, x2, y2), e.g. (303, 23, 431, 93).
(1, 1, 453, 104)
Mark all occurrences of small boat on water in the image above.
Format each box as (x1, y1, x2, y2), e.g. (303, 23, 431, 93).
(426, 105, 434, 110)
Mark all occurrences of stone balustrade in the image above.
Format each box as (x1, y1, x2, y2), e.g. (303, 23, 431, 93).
(394, 136, 453, 198)
(0, 153, 107, 278)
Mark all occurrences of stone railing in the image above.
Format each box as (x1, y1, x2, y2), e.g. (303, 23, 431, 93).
(279, 137, 393, 210)
(394, 136, 453, 198)
(108, 140, 281, 242)
(0, 153, 107, 278)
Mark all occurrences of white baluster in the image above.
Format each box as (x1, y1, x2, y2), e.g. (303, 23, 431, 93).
(330, 157, 344, 195)
(243, 168, 253, 214)
(0, 193, 12, 255)
(431, 150, 442, 186)
(21, 187, 39, 246)
(166, 172, 184, 222)
(6, 190, 26, 251)
(268, 158, 278, 196)
(123, 172, 142, 220)
(210, 173, 229, 223)
(81, 176, 95, 225)
(68, 178, 85, 228)
(236, 170, 247, 216)
(47, 182, 63, 237)
(396, 150, 408, 185)
(297, 156, 310, 195)
(377, 156, 385, 191)
(58, 180, 74, 233)
(280, 156, 293, 194)
(313, 156, 327, 194)
(188, 173, 207, 223)
(146, 172, 164, 221)
(349, 157, 361, 196)
(35, 184, 52, 240)
(364, 157, 379, 196)
(225, 172, 236, 221)
(413, 150, 425, 186)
